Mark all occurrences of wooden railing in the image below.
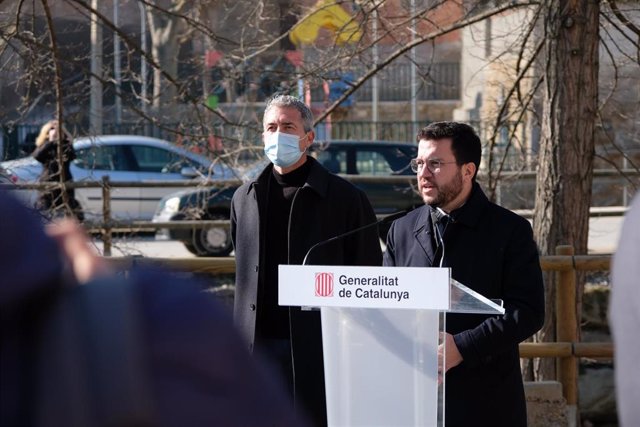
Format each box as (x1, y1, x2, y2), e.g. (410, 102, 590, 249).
(2, 177, 616, 410)
(535, 246, 612, 409)
(105, 248, 613, 409)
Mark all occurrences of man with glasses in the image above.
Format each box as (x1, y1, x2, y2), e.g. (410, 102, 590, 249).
(384, 121, 545, 426)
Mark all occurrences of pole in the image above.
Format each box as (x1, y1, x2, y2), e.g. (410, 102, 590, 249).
(371, 9, 379, 140)
(101, 176, 112, 256)
(139, 2, 148, 134)
(555, 245, 578, 425)
(410, 0, 418, 137)
(114, 0, 122, 126)
(90, 0, 103, 134)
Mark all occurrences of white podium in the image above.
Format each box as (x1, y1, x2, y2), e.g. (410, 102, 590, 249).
(279, 265, 504, 427)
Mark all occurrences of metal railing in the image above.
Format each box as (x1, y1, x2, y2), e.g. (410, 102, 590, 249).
(308, 62, 460, 102)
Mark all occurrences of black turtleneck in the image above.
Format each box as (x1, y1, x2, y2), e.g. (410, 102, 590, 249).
(257, 158, 312, 340)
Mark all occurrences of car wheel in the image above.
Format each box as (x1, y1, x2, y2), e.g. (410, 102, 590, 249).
(190, 213, 233, 257)
(182, 242, 200, 256)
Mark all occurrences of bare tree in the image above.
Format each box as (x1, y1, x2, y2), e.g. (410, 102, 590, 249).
(143, 0, 188, 115)
(531, 1, 600, 399)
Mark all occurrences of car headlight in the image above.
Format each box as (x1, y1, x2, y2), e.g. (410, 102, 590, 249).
(160, 196, 181, 215)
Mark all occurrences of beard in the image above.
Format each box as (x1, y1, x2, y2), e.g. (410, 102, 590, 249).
(421, 169, 464, 208)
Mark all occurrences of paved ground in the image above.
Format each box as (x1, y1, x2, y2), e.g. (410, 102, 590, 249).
(92, 236, 195, 258)
(91, 216, 624, 258)
(587, 216, 623, 254)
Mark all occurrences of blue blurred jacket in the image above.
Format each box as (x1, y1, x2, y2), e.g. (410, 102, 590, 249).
(0, 192, 305, 427)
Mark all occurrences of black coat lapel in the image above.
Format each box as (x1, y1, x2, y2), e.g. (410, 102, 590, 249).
(413, 206, 436, 266)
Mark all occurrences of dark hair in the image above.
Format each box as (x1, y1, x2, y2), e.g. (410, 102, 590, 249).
(416, 121, 481, 180)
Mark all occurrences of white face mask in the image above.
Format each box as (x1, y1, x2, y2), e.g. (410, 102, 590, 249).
(264, 131, 306, 168)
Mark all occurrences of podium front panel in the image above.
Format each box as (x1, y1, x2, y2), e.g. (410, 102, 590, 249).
(321, 307, 442, 427)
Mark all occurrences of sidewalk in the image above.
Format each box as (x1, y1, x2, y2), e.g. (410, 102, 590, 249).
(588, 216, 622, 254)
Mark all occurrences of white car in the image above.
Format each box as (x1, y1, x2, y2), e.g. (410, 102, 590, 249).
(0, 135, 238, 220)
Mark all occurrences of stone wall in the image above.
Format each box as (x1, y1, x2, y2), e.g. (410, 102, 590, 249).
(526, 381, 569, 427)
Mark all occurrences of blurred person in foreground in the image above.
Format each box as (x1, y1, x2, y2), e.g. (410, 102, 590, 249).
(231, 94, 382, 425)
(610, 194, 640, 427)
(383, 121, 545, 427)
(0, 191, 303, 427)
(32, 119, 83, 221)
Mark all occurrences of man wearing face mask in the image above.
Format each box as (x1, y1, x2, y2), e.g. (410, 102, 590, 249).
(231, 94, 382, 425)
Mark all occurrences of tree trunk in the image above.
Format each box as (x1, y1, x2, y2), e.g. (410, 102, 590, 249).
(151, 36, 181, 113)
(532, 0, 599, 391)
(146, 2, 187, 119)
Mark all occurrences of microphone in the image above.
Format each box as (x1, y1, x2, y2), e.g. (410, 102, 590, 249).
(430, 207, 451, 225)
(302, 209, 410, 265)
(430, 207, 453, 267)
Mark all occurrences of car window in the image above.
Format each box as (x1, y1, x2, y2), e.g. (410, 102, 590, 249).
(129, 145, 197, 173)
(355, 146, 416, 176)
(355, 150, 391, 175)
(74, 145, 127, 171)
(355, 148, 411, 175)
(316, 149, 346, 174)
(384, 146, 417, 175)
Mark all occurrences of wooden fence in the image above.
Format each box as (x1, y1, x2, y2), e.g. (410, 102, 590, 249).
(2, 178, 616, 406)
(106, 247, 613, 409)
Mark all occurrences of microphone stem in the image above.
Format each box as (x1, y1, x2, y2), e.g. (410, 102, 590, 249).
(301, 210, 408, 265)
(302, 221, 377, 266)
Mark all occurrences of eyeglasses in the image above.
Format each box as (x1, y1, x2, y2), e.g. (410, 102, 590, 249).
(410, 158, 457, 173)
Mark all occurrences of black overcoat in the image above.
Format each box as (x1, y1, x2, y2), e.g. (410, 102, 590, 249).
(384, 183, 545, 427)
(231, 156, 382, 424)
(32, 138, 82, 219)
(33, 139, 75, 183)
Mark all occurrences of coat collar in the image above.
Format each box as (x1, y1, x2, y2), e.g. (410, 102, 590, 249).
(410, 182, 490, 264)
(448, 182, 489, 228)
(412, 205, 436, 264)
(247, 156, 329, 198)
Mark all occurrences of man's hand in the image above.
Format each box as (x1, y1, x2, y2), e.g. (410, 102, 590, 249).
(437, 332, 463, 384)
(46, 219, 111, 284)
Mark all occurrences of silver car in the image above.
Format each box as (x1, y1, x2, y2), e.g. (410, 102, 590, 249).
(0, 135, 237, 220)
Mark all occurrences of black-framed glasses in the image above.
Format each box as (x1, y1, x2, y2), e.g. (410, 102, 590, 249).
(410, 158, 457, 173)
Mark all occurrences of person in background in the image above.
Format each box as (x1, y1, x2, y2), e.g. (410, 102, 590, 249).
(231, 94, 382, 425)
(610, 194, 640, 427)
(32, 119, 83, 221)
(0, 191, 304, 426)
(383, 121, 545, 426)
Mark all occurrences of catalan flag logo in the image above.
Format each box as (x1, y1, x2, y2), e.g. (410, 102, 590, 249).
(315, 272, 334, 297)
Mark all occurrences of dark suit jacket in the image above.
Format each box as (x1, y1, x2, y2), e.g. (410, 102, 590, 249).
(384, 183, 545, 427)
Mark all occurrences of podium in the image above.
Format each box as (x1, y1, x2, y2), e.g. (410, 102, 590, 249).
(279, 265, 504, 427)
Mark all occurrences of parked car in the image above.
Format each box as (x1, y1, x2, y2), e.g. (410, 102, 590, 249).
(153, 140, 422, 257)
(0, 135, 237, 220)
